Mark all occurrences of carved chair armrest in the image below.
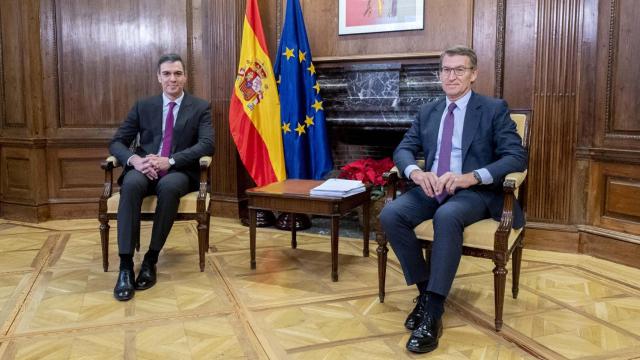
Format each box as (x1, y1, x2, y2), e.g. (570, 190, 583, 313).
(199, 156, 212, 169)
(197, 156, 213, 213)
(382, 167, 400, 203)
(198, 156, 212, 184)
(100, 156, 122, 201)
(101, 156, 120, 171)
(494, 171, 528, 253)
(505, 170, 527, 188)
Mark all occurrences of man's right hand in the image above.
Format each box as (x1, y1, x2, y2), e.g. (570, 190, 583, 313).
(129, 155, 158, 180)
(409, 170, 439, 198)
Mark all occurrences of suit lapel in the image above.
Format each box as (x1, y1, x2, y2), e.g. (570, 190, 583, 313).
(171, 92, 193, 153)
(151, 95, 164, 151)
(461, 92, 482, 161)
(425, 99, 445, 168)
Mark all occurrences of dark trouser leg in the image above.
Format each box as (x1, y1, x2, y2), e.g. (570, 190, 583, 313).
(148, 172, 190, 252)
(379, 187, 440, 286)
(117, 170, 152, 255)
(427, 190, 489, 297)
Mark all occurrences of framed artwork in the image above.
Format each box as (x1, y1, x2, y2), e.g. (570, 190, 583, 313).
(338, 0, 424, 35)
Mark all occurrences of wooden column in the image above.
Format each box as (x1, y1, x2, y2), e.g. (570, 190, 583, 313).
(528, 0, 583, 223)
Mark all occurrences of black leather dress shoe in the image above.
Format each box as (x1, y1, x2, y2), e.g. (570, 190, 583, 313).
(406, 312, 443, 353)
(135, 263, 157, 290)
(113, 269, 135, 301)
(405, 293, 428, 330)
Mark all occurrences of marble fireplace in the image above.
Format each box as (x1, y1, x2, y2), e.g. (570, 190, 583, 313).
(317, 60, 444, 174)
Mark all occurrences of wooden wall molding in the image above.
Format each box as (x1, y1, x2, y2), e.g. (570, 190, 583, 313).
(575, 146, 640, 164)
(599, 0, 640, 146)
(578, 224, 640, 245)
(525, 226, 581, 254)
(587, 161, 640, 235)
(580, 231, 640, 268)
(603, 0, 617, 137)
(0, 6, 4, 133)
(525, 223, 640, 268)
(493, 0, 506, 98)
(528, 0, 583, 223)
(577, 0, 640, 242)
(314, 52, 441, 64)
(0, 138, 48, 147)
(472, 0, 497, 96)
(186, 0, 195, 89)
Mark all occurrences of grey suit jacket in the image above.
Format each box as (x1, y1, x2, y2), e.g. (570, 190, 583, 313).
(109, 92, 215, 189)
(393, 92, 528, 228)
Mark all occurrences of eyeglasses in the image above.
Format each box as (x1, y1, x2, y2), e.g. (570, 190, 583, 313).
(439, 67, 474, 77)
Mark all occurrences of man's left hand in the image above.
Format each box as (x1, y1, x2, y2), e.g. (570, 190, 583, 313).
(437, 172, 479, 195)
(146, 154, 171, 172)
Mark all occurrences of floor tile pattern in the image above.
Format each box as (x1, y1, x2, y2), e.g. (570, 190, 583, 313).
(0, 217, 638, 359)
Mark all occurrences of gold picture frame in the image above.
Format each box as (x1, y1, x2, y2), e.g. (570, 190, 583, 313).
(338, 0, 424, 35)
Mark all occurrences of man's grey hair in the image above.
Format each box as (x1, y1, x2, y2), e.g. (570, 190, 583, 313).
(157, 53, 186, 73)
(440, 46, 478, 69)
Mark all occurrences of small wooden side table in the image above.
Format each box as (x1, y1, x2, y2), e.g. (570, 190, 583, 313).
(246, 179, 371, 281)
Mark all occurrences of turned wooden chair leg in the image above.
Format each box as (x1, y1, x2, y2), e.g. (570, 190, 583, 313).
(493, 260, 508, 331)
(512, 239, 524, 299)
(197, 218, 207, 272)
(205, 212, 211, 252)
(99, 219, 110, 272)
(376, 232, 388, 303)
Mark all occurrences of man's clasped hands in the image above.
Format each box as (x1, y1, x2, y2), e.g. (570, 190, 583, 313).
(128, 154, 172, 180)
(409, 170, 478, 198)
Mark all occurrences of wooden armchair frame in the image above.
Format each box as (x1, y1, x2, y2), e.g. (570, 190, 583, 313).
(375, 112, 530, 331)
(98, 156, 212, 272)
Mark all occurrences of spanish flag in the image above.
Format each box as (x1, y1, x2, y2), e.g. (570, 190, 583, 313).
(229, 0, 286, 186)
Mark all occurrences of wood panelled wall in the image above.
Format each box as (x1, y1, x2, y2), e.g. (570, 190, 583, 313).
(0, 0, 639, 267)
(0, 0, 269, 221)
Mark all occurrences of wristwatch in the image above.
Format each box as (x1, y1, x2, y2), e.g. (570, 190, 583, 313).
(472, 170, 482, 184)
(168, 158, 175, 167)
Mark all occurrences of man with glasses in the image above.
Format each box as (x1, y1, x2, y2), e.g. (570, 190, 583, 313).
(379, 46, 527, 353)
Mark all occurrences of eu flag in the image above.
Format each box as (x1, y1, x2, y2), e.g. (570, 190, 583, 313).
(274, 0, 333, 179)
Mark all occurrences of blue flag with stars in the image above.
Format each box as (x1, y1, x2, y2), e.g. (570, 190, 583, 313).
(274, 0, 333, 179)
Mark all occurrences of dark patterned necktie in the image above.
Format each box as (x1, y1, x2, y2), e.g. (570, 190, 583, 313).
(435, 102, 457, 203)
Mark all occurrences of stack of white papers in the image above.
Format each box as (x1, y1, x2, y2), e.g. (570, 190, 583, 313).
(310, 179, 366, 198)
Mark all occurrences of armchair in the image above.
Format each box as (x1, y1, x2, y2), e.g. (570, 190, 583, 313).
(375, 112, 530, 331)
(98, 156, 212, 272)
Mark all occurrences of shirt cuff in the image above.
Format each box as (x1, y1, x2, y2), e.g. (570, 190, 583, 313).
(126, 155, 135, 166)
(476, 168, 493, 184)
(404, 164, 422, 179)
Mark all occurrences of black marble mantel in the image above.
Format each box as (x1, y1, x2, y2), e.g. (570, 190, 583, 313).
(317, 62, 444, 131)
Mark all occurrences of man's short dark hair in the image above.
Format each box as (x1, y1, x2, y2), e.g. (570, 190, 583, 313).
(157, 53, 185, 73)
(440, 46, 478, 69)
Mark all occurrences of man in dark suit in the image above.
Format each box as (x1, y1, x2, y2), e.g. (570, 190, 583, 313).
(379, 46, 527, 353)
(109, 53, 214, 301)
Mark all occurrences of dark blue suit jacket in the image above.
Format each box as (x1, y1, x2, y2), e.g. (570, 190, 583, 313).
(393, 92, 528, 228)
(109, 92, 215, 190)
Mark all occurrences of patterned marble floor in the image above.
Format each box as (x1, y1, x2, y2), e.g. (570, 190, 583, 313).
(0, 217, 639, 359)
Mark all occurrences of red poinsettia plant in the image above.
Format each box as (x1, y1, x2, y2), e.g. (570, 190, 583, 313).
(339, 157, 395, 199)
